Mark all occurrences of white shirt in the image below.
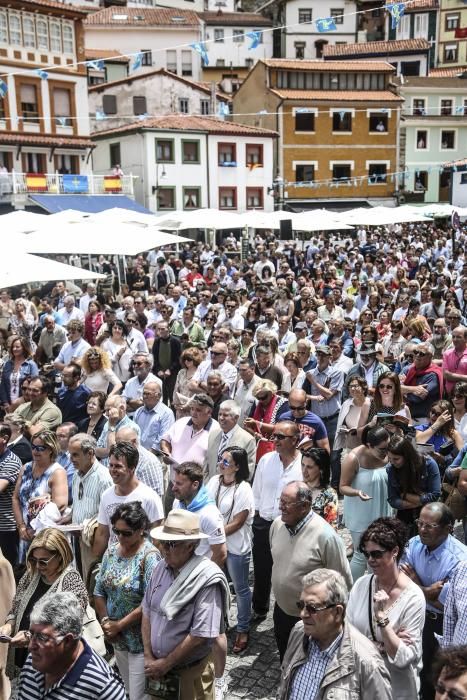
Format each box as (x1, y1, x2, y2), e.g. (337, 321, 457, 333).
(206, 477, 254, 555)
(192, 359, 238, 396)
(54, 337, 90, 367)
(173, 499, 226, 558)
(123, 372, 162, 414)
(98, 481, 163, 545)
(252, 451, 303, 521)
(56, 306, 85, 326)
(79, 293, 97, 314)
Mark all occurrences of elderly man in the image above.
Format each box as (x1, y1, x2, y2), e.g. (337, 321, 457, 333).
(12, 375, 62, 435)
(57, 363, 91, 425)
(17, 592, 125, 700)
(344, 342, 389, 398)
(271, 482, 352, 660)
(431, 319, 452, 365)
(79, 282, 97, 314)
(251, 421, 303, 622)
(95, 395, 140, 464)
(205, 400, 256, 480)
(56, 295, 84, 326)
(53, 320, 90, 371)
(401, 342, 443, 422)
(122, 352, 162, 414)
(279, 389, 329, 452)
(93, 441, 163, 558)
(327, 318, 354, 358)
(133, 381, 174, 452)
(317, 293, 344, 324)
(233, 358, 261, 424)
(189, 343, 237, 397)
(254, 345, 283, 389)
(143, 510, 229, 700)
(152, 321, 181, 405)
(401, 502, 467, 700)
(171, 306, 205, 348)
(442, 325, 467, 395)
(36, 315, 67, 365)
(278, 569, 392, 700)
(116, 425, 165, 498)
(206, 371, 230, 421)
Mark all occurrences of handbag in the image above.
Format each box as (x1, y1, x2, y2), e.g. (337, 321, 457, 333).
(82, 604, 106, 656)
(441, 476, 467, 521)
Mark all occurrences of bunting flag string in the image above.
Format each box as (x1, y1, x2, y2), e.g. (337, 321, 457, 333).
(190, 42, 209, 66)
(86, 59, 105, 71)
(130, 52, 143, 73)
(35, 69, 49, 80)
(387, 3, 406, 29)
(246, 31, 262, 49)
(0, 80, 7, 98)
(316, 17, 337, 32)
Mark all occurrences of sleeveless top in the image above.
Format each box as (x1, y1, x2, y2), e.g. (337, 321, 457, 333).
(343, 453, 393, 532)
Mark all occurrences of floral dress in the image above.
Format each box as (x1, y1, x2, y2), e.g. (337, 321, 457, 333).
(311, 486, 338, 528)
(94, 540, 161, 653)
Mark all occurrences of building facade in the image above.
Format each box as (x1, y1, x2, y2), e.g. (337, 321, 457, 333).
(438, 0, 467, 67)
(386, 0, 438, 69)
(323, 38, 431, 76)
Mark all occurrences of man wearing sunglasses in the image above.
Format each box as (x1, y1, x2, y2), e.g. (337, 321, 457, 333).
(122, 352, 162, 415)
(278, 568, 391, 700)
(400, 342, 443, 423)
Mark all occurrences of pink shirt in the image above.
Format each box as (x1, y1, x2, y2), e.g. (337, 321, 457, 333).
(162, 416, 220, 478)
(442, 347, 467, 395)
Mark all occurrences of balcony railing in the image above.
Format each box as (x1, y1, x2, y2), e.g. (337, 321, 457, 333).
(0, 172, 135, 200)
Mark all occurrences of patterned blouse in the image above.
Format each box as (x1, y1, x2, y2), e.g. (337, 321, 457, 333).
(311, 486, 339, 528)
(94, 540, 161, 653)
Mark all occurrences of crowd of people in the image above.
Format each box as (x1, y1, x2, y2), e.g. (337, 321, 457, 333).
(0, 220, 465, 700)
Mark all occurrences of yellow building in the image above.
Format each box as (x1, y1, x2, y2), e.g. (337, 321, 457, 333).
(438, 0, 467, 67)
(232, 59, 403, 206)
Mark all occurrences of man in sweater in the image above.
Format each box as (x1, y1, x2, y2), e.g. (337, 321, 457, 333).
(270, 481, 352, 660)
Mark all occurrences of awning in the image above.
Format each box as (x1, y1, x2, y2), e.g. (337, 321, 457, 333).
(30, 194, 153, 215)
(285, 199, 373, 212)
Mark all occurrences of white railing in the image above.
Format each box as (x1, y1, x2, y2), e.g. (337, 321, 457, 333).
(0, 172, 135, 198)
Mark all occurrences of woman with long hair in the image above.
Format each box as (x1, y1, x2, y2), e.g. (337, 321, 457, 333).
(414, 399, 463, 454)
(282, 352, 306, 393)
(0, 337, 38, 414)
(386, 434, 441, 533)
(358, 371, 411, 436)
(301, 448, 338, 527)
(451, 381, 467, 442)
(84, 300, 104, 346)
(80, 346, 122, 395)
(335, 376, 371, 455)
(102, 320, 134, 383)
(172, 347, 204, 419)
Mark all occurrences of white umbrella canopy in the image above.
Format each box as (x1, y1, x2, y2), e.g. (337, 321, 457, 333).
(288, 211, 353, 231)
(2, 210, 48, 233)
(89, 208, 159, 227)
(156, 209, 245, 230)
(0, 252, 105, 288)
(336, 206, 432, 225)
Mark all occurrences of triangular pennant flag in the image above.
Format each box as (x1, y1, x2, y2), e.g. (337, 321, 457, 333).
(387, 3, 406, 30)
(0, 80, 7, 98)
(191, 42, 209, 67)
(296, 107, 314, 113)
(130, 52, 143, 73)
(455, 105, 465, 114)
(339, 110, 346, 121)
(56, 116, 68, 127)
(218, 102, 230, 117)
(316, 17, 337, 32)
(86, 59, 105, 71)
(246, 31, 261, 49)
(138, 113, 149, 121)
(95, 110, 107, 121)
(36, 69, 49, 80)
(257, 109, 268, 115)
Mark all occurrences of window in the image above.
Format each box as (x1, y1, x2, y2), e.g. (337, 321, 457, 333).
(368, 163, 387, 184)
(166, 50, 177, 73)
(22, 152, 46, 173)
(0, 98, 5, 119)
(9, 13, 21, 45)
(156, 140, 174, 162)
(22, 16, 35, 48)
(395, 14, 410, 39)
(179, 98, 189, 114)
(219, 187, 237, 209)
(332, 111, 352, 132)
(413, 99, 426, 116)
(245, 58, 254, 68)
(401, 61, 421, 76)
(181, 50, 192, 76)
(0, 11, 8, 43)
(53, 88, 71, 126)
(416, 129, 428, 149)
(201, 99, 210, 115)
(214, 28, 224, 42)
(464, 99, 467, 115)
(441, 99, 453, 116)
(295, 111, 315, 132)
(183, 187, 200, 209)
(102, 95, 117, 115)
(330, 8, 344, 24)
(133, 96, 147, 115)
(445, 14, 459, 31)
(62, 23, 74, 54)
(216, 59, 225, 67)
(246, 187, 263, 209)
(414, 13, 428, 38)
(182, 140, 200, 163)
(218, 143, 236, 165)
(109, 143, 121, 168)
(369, 113, 388, 132)
(157, 188, 175, 210)
(415, 170, 428, 190)
(50, 22, 62, 52)
(0, 152, 12, 170)
(55, 154, 78, 174)
(296, 164, 314, 182)
(295, 42, 305, 59)
(298, 8, 312, 23)
(332, 163, 351, 181)
(36, 19, 48, 50)
(246, 144, 263, 166)
(441, 130, 455, 149)
(141, 50, 152, 66)
(20, 84, 39, 122)
(233, 30, 244, 42)
(444, 44, 458, 62)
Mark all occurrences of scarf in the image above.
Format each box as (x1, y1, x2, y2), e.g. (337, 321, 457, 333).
(404, 363, 443, 399)
(180, 485, 214, 513)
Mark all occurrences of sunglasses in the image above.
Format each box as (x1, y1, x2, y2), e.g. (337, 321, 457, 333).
(413, 350, 429, 357)
(379, 384, 394, 390)
(273, 433, 289, 440)
(296, 601, 336, 615)
(112, 527, 136, 538)
(31, 445, 47, 452)
(218, 458, 233, 468)
(30, 553, 57, 566)
(160, 540, 185, 549)
(361, 549, 386, 560)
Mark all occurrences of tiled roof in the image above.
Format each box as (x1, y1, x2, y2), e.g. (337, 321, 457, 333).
(84, 6, 201, 26)
(199, 11, 272, 26)
(323, 39, 430, 57)
(399, 76, 467, 87)
(261, 59, 395, 72)
(18, 0, 89, 14)
(88, 68, 230, 101)
(443, 157, 467, 167)
(386, 0, 438, 10)
(92, 115, 277, 137)
(429, 66, 467, 77)
(85, 49, 129, 64)
(269, 89, 403, 101)
(0, 133, 94, 148)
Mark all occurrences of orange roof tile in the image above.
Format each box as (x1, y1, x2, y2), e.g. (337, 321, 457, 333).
(443, 157, 467, 167)
(323, 38, 430, 57)
(386, 0, 438, 9)
(429, 66, 467, 77)
(92, 115, 277, 137)
(18, 0, 89, 14)
(199, 11, 272, 26)
(269, 89, 403, 101)
(85, 49, 129, 64)
(0, 133, 94, 148)
(261, 58, 396, 72)
(84, 6, 201, 27)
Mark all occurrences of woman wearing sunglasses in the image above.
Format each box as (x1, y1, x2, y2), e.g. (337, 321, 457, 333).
(357, 372, 411, 438)
(0, 528, 87, 686)
(13, 430, 68, 563)
(206, 446, 254, 654)
(347, 517, 425, 700)
(80, 346, 122, 396)
(94, 502, 160, 700)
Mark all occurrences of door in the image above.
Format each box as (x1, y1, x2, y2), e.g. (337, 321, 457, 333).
(438, 169, 451, 202)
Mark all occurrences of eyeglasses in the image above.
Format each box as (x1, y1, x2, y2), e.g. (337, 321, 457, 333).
(348, 384, 361, 390)
(218, 458, 233, 469)
(289, 405, 306, 411)
(379, 384, 394, 390)
(31, 445, 47, 452)
(133, 362, 146, 367)
(361, 549, 386, 560)
(112, 527, 136, 538)
(415, 519, 442, 531)
(160, 540, 185, 549)
(30, 553, 57, 566)
(413, 350, 429, 357)
(434, 681, 467, 700)
(296, 601, 337, 615)
(126, 319, 137, 324)
(404, 354, 414, 360)
(279, 499, 302, 509)
(272, 433, 289, 441)
(210, 351, 225, 356)
(27, 631, 66, 646)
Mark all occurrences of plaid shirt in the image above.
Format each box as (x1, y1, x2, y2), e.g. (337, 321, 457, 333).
(289, 632, 343, 700)
(442, 560, 467, 647)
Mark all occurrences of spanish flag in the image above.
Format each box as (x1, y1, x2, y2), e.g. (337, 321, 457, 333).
(104, 175, 122, 192)
(26, 173, 47, 192)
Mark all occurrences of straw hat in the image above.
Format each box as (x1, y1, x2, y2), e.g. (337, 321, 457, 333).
(150, 510, 209, 541)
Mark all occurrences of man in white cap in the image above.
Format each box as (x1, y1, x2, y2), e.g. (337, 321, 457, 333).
(143, 510, 229, 700)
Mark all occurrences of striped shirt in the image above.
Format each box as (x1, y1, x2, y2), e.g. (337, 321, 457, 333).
(135, 446, 164, 497)
(289, 632, 343, 700)
(71, 460, 113, 525)
(0, 447, 21, 531)
(17, 639, 126, 700)
(443, 560, 467, 647)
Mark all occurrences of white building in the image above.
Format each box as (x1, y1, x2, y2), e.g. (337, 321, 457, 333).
(91, 115, 277, 212)
(84, 6, 204, 81)
(88, 68, 231, 131)
(200, 11, 273, 70)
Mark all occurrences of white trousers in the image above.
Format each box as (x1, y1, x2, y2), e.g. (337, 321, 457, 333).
(114, 648, 150, 700)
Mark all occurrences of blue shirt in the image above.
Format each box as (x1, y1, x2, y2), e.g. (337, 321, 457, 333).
(386, 455, 441, 510)
(290, 632, 343, 700)
(280, 410, 328, 446)
(57, 384, 91, 425)
(401, 534, 467, 613)
(443, 560, 467, 647)
(133, 402, 175, 451)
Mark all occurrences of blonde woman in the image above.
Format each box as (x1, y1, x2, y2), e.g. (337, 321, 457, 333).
(80, 346, 122, 395)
